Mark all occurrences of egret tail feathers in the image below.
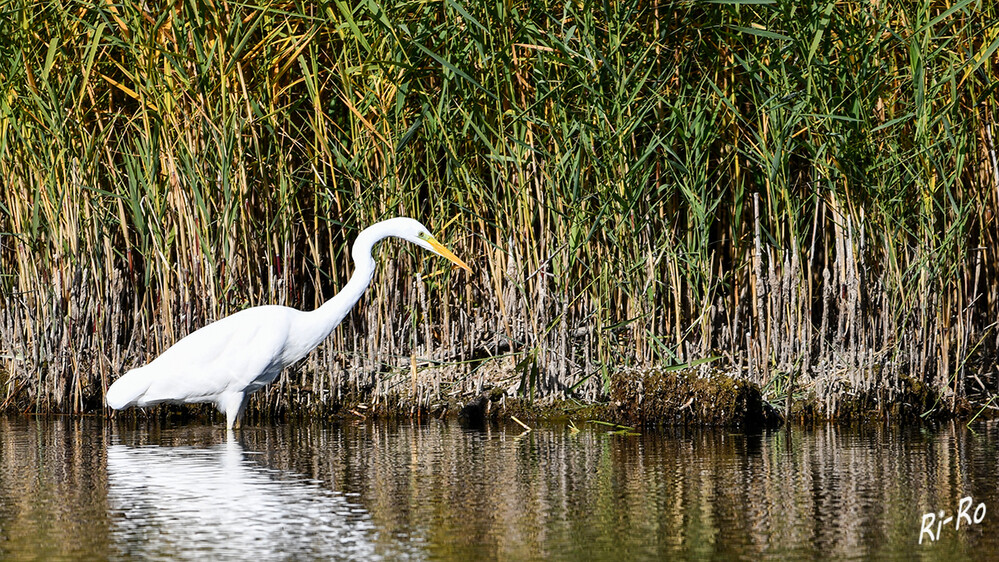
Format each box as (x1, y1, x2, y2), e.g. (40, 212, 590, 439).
(105, 367, 154, 409)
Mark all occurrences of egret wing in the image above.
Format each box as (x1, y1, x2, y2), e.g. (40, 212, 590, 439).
(138, 307, 294, 404)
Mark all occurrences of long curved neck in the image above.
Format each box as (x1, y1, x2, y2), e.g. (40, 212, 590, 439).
(297, 223, 389, 353)
(313, 251, 376, 328)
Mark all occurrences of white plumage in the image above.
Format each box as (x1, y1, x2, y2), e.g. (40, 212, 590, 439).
(106, 217, 470, 428)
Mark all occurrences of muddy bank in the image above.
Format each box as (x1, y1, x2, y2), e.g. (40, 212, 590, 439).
(443, 369, 966, 429)
(16, 366, 969, 429)
(604, 369, 965, 427)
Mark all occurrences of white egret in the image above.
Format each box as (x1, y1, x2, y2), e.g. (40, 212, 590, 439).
(106, 217, 471, 429)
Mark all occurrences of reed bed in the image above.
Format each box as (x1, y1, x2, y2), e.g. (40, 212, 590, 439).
(1, 0, 998, 418)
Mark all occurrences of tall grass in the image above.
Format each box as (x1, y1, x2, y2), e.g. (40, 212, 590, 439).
(1, 0, 997, 417)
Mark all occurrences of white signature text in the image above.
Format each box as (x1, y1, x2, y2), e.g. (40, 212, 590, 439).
(920, 496, 986, 544)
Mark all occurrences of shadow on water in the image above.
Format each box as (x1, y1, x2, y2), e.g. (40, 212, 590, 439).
(2, 415, 999, 560)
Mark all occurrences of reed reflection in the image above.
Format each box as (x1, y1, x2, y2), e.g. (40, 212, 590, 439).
(106, 432, 378, 560)
(4, 416, 999, 560)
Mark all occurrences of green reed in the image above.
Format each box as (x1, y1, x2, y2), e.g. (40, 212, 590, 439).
(1, 0, 997, 417)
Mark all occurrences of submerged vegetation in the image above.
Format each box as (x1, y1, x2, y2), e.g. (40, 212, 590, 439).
(1, 1, 998, 421)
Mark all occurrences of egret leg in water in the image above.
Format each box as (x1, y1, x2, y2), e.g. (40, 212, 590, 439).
(105, 217, 471, 429)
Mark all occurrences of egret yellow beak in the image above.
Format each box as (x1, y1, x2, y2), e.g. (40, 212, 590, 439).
(426, 236, 472, 272)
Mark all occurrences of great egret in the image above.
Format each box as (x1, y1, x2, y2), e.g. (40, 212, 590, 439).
(106, 217, 471, 429)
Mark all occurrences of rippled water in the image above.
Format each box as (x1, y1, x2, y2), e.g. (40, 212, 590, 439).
(2, 415, 999, 560)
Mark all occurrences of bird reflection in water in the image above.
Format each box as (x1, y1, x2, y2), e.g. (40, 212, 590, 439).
(106, 432, 377, 560)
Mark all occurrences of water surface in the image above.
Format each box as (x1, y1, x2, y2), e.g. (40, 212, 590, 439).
(1, 415, 997, 560)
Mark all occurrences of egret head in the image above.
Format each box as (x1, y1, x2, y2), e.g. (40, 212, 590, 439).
(411, 223, 472, 272)
(366, 217, 472, 272)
